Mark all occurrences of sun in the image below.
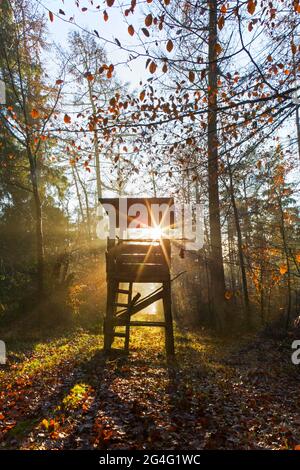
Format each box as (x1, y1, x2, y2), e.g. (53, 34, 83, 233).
(149, 226, 163, 240)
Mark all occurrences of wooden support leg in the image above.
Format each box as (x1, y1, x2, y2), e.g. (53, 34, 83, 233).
(104, 280, 118, 351)
(163, 280, 175, 357)
(124, 282, 132, 353)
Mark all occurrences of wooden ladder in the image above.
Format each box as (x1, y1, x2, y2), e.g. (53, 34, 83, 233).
(104, 280, 174, 356)
(104, 282, 139, 353)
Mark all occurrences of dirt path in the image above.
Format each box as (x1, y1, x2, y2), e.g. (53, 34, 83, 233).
(0, 327, 299, 450)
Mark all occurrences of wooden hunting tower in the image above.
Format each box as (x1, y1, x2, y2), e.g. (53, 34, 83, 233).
(99, 197, 175, 357)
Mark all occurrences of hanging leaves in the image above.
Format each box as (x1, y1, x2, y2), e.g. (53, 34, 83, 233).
(107, 0, 115, 6)
(49, 11, 54, 22)
(30, 109, 40, 119)
(218, 16, 225, 30)
(128, 25, 135, 36)
(107, 64, 114, 78)
(225, 290, 233, 300)
(188, 70, 195, 82)
(142, 28, 150, 37)
(247, 0, 256, 15)
(64, 114, 71, 124)
(166, 40, 173, 52)
(220, 4, 227, 14)
(162, 62, 168, 73)
(279, 264, 288, 275)
(215, 43, 222, 55)
(149, 61, 157, 74)
(145, 14, 153, 27)
(86, 72, 94, 81)
(103, 10, 109, 21)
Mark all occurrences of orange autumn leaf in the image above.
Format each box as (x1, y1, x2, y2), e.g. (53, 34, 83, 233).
(166, 39, 173, 52)
(296, 254, 300, 263)
(215, 43, 222, 55)
(295, 445, 300, 450)
(41, 418, 49, 429)
(225, 290, 233, 300)
(247, 0, 256, 15)
(107, 0, 114, 6)
(145, 14, 153, 27)
(279, 264, 287, 275)
(220, 4, 227, 14)
(218, 16, 225, 30)
(149, 61, 157, 74)
(49, 11, 54, 22)
(103, 10, 108, 21)
(64, 114, 71, 124)
(31, 109, 39, 119)
(86, 73, 94, 81)
(128, 25, 135, 36)
(188, 70, 195, 82)
(0, 413, 5, 420)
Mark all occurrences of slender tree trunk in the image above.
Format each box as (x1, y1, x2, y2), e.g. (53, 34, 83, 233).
(150, 162, 157, 197)
(242, 178, 251, 247)
(75, 164, 92, 239)
(27, 146, 44, 296)
(72, 165, 85, 225)
(227, 161, 251, 326)
(296, 105, 300, 163)
(292, 33, 300, 164)
(227, 218, 236, 297)
(260, 268, 265, 325)
(277, 194, 292, 328)
(207, 0, 225, 328)
(87, 81, 102, 199)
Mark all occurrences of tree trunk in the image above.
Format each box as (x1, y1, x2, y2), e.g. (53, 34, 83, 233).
(278, 194, 292, 328)
(27, 146, 44, 296)
(207, 0, 225, 329)
(87, 81, 102, 199)
(296, 105, 300, 164)
(227, 161, 251, 326)
(72, 164, 85, 225)
(75, 164, 92, 239)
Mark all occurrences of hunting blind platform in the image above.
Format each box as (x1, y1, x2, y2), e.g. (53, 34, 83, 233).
(99, 197, 175, 357)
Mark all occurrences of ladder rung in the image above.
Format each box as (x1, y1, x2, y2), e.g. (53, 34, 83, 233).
(117, 289, 130, 294)
(113, 302, 129, 308)
(115, 320, 166, 327)
(130, 321, 166, 327)
(114, 332, 127, 338)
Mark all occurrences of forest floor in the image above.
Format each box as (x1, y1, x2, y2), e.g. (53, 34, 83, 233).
(0, 323, 300, 450)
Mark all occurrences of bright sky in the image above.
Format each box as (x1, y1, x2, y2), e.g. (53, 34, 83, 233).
(39, 0, 150, 89)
